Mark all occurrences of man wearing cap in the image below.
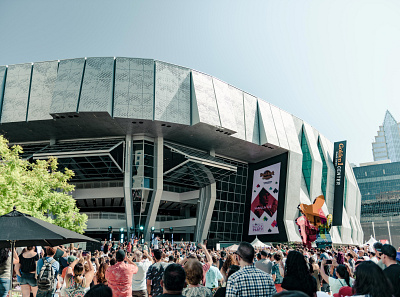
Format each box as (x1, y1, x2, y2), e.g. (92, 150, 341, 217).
(106, 249, 138, 297)
(373, 242, 386, 270)
(61, 255, 76, 280)
(381, 244, 400, 297)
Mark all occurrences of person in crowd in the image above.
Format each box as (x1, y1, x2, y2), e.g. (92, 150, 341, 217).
(132, 250, 152, 297)
(15, 246, 39, 297)
(157, 264, 186, 297)
(319, 260, 352, 295)
(281, 250, 316, 297)
(213, 265, 240, 297)
(146, 249, 169, 297)
(308, 257, 319, 292)
(182, 259, 212, 297)
(93, 262, 108, 285)
(380, 244, 400, 297)
(65, 262, 88, 296)
(37, 247, 61, 297)
(61, 255, 76, 281)
(218, 251, 226, 270)
(0, 248, 19, 297)
(220, 254, 238, 281)
(352, 261, 392, 297)
(205, 255, 223, 290)
(373, 242, 386, 270)
(105, 249, 138, 297)
(271, 252, 284, 293)
(255, 250, 273, 274)
(81, 253, 95, 292)
(226, 242, 276, 297)
(84, 284, 113, 297)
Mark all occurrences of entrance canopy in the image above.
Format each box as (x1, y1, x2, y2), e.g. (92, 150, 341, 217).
(163, 142, 237, 189)
(32, 138, 124, 180)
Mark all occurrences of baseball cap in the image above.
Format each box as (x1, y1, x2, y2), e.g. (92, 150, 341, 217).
(116, 249, 125, 261)
(381, 244, 397, 259)
(373, 242, 383, 252)
(67, 256, 77, 264)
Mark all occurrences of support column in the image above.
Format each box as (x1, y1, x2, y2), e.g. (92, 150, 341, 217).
(144, 136, 163, 242)
(195, 182, 217, 242)
(124, 135, 134, 239)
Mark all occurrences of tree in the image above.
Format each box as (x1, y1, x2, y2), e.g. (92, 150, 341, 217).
(0, 135, 87, 233)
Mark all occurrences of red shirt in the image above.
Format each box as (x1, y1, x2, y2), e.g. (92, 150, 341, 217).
(105, 261, 138, 297)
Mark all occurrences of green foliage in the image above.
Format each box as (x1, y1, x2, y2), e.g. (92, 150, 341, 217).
(0, 135, 87, 233)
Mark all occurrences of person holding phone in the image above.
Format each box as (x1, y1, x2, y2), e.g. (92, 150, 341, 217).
(320, 259, 353, 295)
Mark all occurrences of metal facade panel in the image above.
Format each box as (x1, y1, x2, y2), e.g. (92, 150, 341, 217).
(270, 105, 289, 149)
(1, 63, 32, 123)
(228, 85, 246, 140)
(51, 58, 85, 113)
(28, 61, 58, 121)
(280, 110, 302, 154)
(212, 78, 237, 132)
(243, 92, 259, 144)
(0, 66, 6, 115)
(79, 57, 114, 114)
(154, 61, 191, 125)
(114, 58, 154, 120)
(257, 98, 279, 146)
(191, 70, 220, 126)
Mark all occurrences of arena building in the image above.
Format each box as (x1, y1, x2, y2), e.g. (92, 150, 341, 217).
(0, 57, 363, 245)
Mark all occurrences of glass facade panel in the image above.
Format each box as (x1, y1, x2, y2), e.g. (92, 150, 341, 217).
(132, 140, 154, 189)
(301, 128, 312, 194)
(317, 140, 328, 200)
(208, 158, 248, 244)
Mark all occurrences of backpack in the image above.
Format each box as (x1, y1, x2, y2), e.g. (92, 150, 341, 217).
(37, 258, 57, 291)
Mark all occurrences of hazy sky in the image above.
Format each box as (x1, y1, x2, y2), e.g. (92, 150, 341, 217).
(1, 0, 400, 165)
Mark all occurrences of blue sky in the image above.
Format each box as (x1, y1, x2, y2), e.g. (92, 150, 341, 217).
(1, 0, 400, 165)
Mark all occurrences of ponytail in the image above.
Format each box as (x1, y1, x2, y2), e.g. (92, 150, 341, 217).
(73, 263, 84, 288)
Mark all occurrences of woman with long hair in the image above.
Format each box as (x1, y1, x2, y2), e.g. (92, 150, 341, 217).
(220, 254, 238, 282)
(352, 261, 393, 297)
(281, 251, 317, 297)
(15, 246, 39, 297)
(320, 259, 353, 295)
(308, 257, 320, 291)
(93, 262, 108, 285)
(65, 262, 89, 296)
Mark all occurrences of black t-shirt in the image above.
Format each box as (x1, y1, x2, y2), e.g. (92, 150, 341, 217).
(19, 254, 39, 273)
(213, 287, 226, 297)
(282, 274, 317, 297)
(384, 264, 400, 297)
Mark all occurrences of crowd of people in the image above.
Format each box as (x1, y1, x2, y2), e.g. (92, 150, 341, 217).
(0, 239, 399, 297)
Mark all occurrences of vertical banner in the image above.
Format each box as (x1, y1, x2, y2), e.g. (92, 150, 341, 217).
(332, 140, 347, 226)
(249, 162, 281, 235)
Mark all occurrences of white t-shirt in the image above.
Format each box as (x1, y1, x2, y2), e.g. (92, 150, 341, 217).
(328, 277, 354, 294)
(132, 260, 152, 291)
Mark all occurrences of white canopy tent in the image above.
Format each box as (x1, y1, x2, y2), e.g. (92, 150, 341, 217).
(363, 235, 378, 252)
(251, 237, 272, 249)
(226, 244, 239, 252)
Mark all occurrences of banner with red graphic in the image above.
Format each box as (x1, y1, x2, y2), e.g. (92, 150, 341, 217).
(249, 162, 281, 235)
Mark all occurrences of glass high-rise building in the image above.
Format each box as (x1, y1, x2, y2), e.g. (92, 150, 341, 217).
(372, 110, 400, 162)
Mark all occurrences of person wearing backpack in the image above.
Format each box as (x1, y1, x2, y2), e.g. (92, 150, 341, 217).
(36, 247, 60, 297)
